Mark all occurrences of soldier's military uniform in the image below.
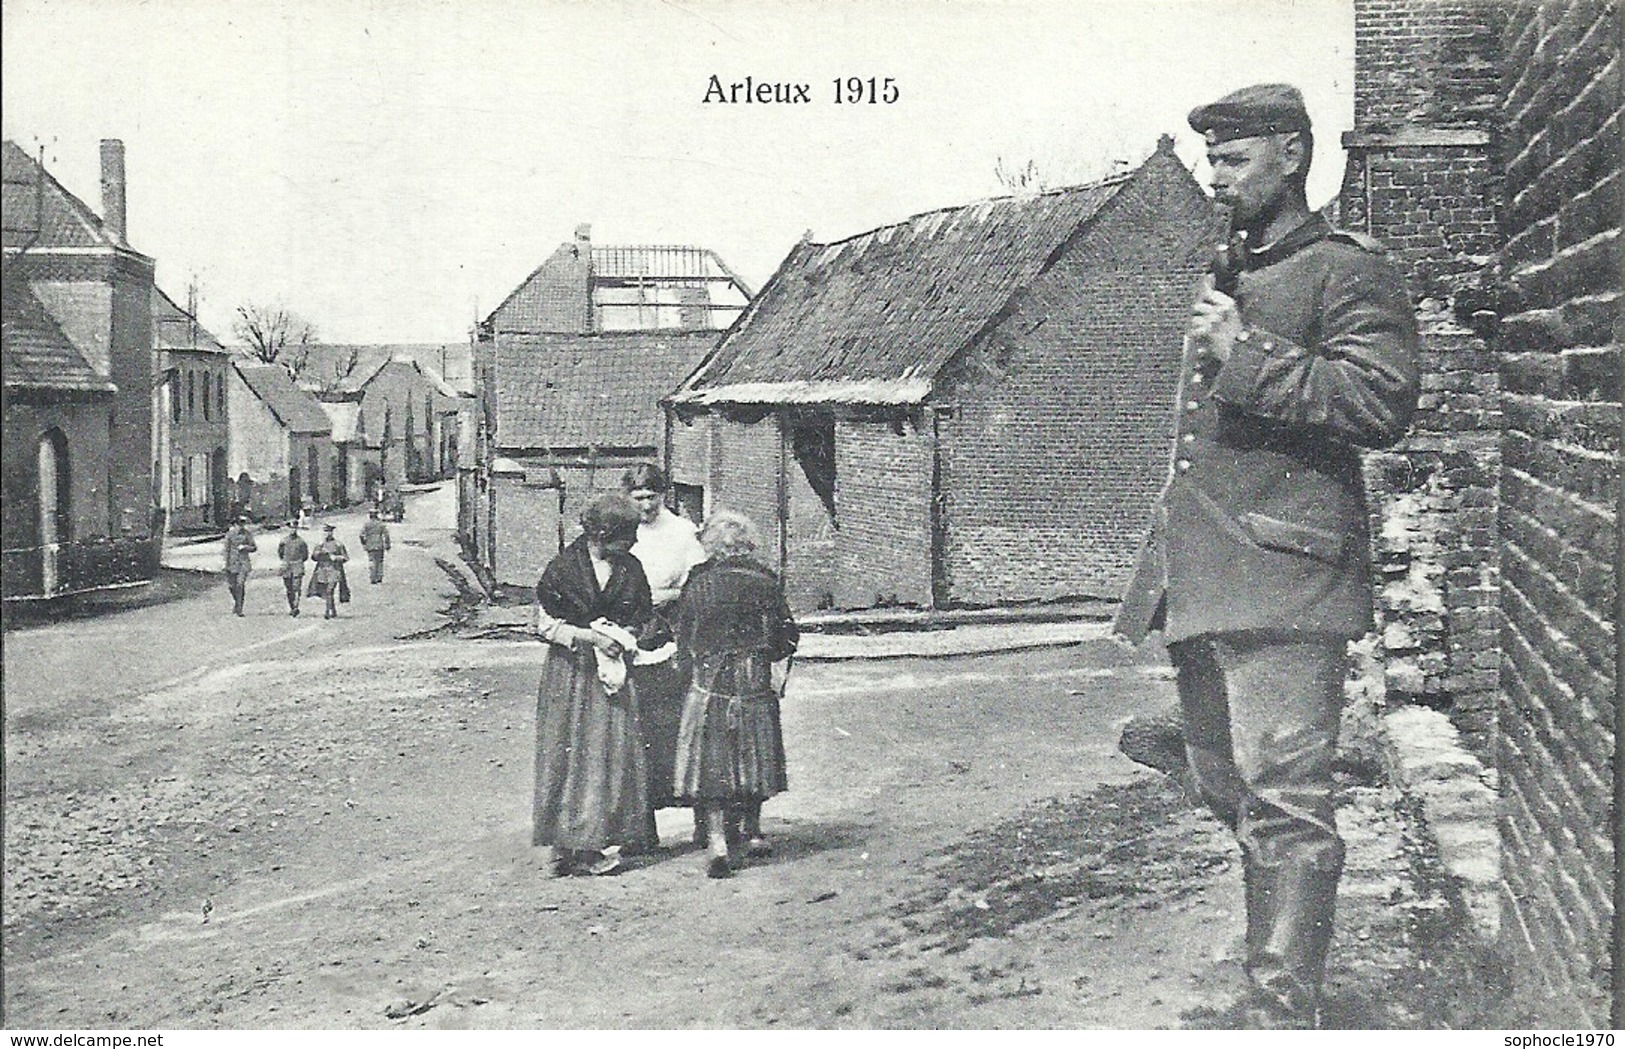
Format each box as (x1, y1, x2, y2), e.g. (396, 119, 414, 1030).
(1115, 85, 1420, 1022)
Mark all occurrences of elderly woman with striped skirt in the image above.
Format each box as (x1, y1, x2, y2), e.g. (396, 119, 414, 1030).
(671, 509, 799, 879)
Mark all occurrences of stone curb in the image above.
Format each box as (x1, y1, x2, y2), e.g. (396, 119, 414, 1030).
(1377, 704, 1500, 944)
(797, 620, 1112, 660)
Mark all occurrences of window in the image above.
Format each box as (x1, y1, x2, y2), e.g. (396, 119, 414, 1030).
(169, 377, 180, 424)
(186, 371, 195, 418)
(202, 371, 212, 421)
(217, 373, 225, 419)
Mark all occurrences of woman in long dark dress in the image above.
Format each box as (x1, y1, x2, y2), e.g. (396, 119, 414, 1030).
(532, 494, 661, 876)
(671, 509, 799, 879)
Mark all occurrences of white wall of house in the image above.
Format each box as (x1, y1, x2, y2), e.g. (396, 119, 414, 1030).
(227, 368, 289, 486)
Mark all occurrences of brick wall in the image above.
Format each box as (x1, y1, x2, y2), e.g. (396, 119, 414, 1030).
(708, 412, 783, 570)
(1493, 0, 1619, 1026)
(1354, 0, 1504, 131)
(667, 412, 710, 487)
(491, 471, 563, 588)
(1, 398, 115, 547)
(833, 417, 933, 609)
(107, 262, 156, 537)
(1344, 0, 1506, 758)
(937, 172, 1208, 605)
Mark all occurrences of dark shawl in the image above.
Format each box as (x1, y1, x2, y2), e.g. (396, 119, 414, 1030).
(673, 555, 798, 661)
(536, 535, 661, 643)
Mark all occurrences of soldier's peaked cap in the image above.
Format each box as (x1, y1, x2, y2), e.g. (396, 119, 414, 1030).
(1189, 83, 1311, 143)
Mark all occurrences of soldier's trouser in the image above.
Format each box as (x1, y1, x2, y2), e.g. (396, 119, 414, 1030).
(368, 551, 385, 583)
(283, 574, 302, 612)
(226, 570, 250, 614)
(1169, 633, 1347, 1017)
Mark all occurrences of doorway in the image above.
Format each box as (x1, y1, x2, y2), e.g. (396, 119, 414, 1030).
(37, 429, 69, 594)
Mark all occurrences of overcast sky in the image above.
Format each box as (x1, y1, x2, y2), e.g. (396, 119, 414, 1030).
(3, 0, 1354, 344)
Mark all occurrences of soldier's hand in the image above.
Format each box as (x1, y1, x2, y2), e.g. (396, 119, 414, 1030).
(1189, 285, 1243, 364)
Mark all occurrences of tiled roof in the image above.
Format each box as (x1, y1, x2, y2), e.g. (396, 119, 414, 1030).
(2, 140, 121, 251)
(675, 151, 1195, 405)
(235, 361, 333, 434)
(494, 331, 718, 450)
(152, 287, 229, 355)
(1, 271, 115, 392)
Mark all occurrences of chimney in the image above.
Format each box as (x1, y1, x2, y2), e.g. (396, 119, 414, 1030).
(574, 223, 592, 243)
(99, 139, 126, 243)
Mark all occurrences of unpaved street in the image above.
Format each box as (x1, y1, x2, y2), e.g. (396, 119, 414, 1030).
(3, 489, 1494, 1029)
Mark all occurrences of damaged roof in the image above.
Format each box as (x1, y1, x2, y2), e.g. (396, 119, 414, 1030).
(672, 145, 1191, 407)
(494, 330, 718, 450)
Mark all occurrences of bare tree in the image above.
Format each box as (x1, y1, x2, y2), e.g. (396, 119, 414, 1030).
(327, 345, 361, 390)
(233, 302, 318, 377)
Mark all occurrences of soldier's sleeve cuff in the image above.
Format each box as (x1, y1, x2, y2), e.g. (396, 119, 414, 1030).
(1212, 326, 1292, 408)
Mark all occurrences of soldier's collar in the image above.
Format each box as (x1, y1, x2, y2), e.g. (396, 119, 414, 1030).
(1245, 214, 1331, 269)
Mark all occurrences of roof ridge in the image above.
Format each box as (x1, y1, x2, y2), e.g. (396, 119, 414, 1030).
(809, 168, 1138, 251)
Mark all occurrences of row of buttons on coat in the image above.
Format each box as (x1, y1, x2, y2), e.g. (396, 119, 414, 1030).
(1174, 327, 1276, 473)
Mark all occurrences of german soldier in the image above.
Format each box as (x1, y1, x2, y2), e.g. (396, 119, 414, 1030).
(222, 514, 257, 617)
(1114, 83, 1420, 1027)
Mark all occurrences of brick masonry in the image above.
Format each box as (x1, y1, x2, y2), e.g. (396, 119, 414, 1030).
(1491, 0, 1619, 1026)
(1354, 0, 1622, 1025)
(1343, 0, 1505, 761)
(708, 411, 783, 571)
(938, 181, 1210, 605)
(833, 416, 934, 609)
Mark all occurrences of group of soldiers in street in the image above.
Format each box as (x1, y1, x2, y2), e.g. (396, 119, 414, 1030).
(220, 507, 393, 620)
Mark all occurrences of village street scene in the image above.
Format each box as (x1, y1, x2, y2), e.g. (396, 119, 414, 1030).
(2, 0, 1618, 1034)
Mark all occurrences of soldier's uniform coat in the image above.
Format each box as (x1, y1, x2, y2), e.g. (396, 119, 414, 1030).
(1115, 213, 1420, 645)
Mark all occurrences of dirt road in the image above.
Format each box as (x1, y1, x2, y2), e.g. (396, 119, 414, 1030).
(2, 491, 1499, 1029)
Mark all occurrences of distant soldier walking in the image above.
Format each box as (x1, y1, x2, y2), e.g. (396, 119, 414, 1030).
(309, 524, 350, 619)
(277, 521, 310, 616)
(222, 515, 257, 617)
(1114, 84, 1419, 1027)
(359, 510, 392, 584)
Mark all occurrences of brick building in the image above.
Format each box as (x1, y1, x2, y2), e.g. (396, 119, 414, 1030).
(1343, 0, 1619, 1025)
(152, 286, 232, 533)
(484, 330, 717, 587)
(667, 140, 1216, 611)
(1, 139, 159, 600)
(462, 227, 749, 584)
